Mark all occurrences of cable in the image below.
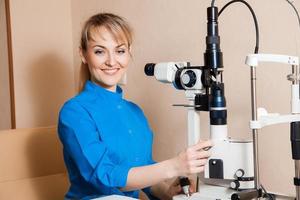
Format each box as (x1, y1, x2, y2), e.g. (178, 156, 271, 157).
(286, 0, 300, 28)
(261, 184, 274, 200)
(211, 0, 216, 7)
(286, 0, 300, 59)
(218, 0, 260, 54)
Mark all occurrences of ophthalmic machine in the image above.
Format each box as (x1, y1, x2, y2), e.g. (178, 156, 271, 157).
(144, 0, 300, 199)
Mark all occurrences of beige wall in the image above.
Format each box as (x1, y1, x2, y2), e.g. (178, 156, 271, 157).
(71, 0, 299, 196)
(4, 0, 298, 196)
(0, 0, 11, 130)
(9, 0, 75, 128)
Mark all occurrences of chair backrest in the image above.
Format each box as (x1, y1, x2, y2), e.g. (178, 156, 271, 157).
(0, 126, 69, 200)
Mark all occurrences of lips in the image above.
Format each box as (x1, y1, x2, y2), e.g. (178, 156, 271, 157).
(101, 68, 120, 75)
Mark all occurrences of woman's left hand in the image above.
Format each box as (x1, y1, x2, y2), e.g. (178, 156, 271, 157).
(165, 177, 196, 199)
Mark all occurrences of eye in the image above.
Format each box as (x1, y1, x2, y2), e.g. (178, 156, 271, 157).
(94, 50, 104, 55)
(116, 49, 126, 54)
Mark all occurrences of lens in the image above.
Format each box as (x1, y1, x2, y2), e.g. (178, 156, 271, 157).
(144, 63, 156, 76)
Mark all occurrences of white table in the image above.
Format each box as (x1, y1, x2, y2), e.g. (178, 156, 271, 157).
(92, 195, 138, 200)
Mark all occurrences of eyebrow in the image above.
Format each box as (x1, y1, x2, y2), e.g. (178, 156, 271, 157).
(92, 43, 126, 48)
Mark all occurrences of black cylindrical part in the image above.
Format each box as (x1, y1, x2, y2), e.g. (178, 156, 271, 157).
(210, 84, 226, 108)
(204, 7, 223, 72)
(210, 83, 227, 125)
(291, 122, 300, 160)
(207, 7, 219, 36)
(179, 177, 190, 187)
(144, 63, 156, 76)
(231, 189, 262, 200)
(210, 110, 227, 125)
(173, 68, 185, 90)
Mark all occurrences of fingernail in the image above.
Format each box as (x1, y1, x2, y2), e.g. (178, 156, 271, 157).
(203, 146, 212, 151)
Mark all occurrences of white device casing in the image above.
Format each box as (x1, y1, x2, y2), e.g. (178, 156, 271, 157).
(210, 125, 228, 141)
(292, 84, 300, 114)
(154, 62, 187, 83)
(173, 184, 235, 200)
(245, 54, 299, 67)
(204, 139, 254, 187)
(250, 108, 300, 129)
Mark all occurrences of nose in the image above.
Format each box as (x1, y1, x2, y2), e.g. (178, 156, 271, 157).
(105, 52, 117, 67)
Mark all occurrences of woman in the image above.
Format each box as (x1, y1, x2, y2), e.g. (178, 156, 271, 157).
(58, 13, 212, 200)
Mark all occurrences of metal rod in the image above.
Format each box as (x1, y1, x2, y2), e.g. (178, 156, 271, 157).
(292, 65, 299, 84)
(187, 97, 201, 194)
(250, 66, 260, 195)
(291, 65, 300, 200)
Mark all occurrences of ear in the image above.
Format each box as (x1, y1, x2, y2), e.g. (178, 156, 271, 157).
(79, 47, 87, 64)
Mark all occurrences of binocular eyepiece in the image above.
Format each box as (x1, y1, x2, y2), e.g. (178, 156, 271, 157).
(144, 63, 156, 76)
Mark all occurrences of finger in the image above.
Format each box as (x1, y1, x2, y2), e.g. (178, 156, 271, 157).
(189, 186, 195, 193)
(169, 185, 182, 196)
(185, 149, 211, 161)
(189, 178, 195, 186)
(186, 147, 211, 160)
(190, 158, 208, 167)
(194, 150, 211, 160)
(174, 185, 182, 194)
(188, 179, 196, 193)
(189, 166, 205, 174)
(192, 140, 214, 151)
(171, 177, 180, 186)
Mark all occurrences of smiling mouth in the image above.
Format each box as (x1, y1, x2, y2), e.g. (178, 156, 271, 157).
(101, 68, 120, 75)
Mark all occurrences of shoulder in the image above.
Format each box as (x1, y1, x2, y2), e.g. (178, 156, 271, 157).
(74, 89, 99, 103)
(125, 100, 145, 114)
(58, 96, 97, 134)
(59, 90, 99, 114)
(59, 97, 85, 120)
(59, 89, 93, 117)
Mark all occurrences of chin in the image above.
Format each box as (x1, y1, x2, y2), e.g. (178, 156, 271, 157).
(104, 78, 120, 85)
(100, 79, 120, 88)
(93, 74, 122, 88)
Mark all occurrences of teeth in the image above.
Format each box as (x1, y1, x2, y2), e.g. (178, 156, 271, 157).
(102, 68, 119, 75)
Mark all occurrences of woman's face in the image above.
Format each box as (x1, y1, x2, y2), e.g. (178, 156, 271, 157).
(81, 27, 131, 92)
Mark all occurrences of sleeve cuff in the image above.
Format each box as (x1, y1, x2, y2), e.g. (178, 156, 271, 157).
(111, 164, 131, 187)
(96, 163, 131, 188)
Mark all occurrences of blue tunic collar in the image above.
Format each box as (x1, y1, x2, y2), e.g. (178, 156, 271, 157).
(84, 80, 123, 100)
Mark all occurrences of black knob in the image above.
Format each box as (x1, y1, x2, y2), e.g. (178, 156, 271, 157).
(235, 169, 245, 178)
(179, 177, 190, 187)
(144, 63, 156, 76)
(230, 180, 240, 190)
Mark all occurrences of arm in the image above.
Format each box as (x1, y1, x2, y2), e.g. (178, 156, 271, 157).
(59, 100, 212, 192)
(122, 140, 212, 191)
(123, 159, 176, 191)
(58, 100, 131, 190)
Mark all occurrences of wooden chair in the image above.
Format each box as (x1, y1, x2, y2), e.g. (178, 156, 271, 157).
(0, 126, 69, 200)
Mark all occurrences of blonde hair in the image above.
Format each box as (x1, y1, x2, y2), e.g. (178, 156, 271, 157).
(78, 13, 133, 92)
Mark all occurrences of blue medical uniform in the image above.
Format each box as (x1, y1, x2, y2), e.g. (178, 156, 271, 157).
(58, 80, 156, 200)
